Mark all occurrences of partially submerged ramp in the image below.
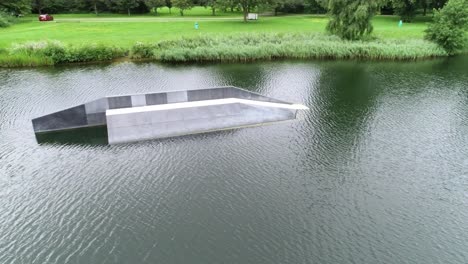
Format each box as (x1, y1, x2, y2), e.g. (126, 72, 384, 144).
(32, 86, 308, 144)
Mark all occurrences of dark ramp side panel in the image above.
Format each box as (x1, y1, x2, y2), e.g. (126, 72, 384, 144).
(108, 96, 132, 109)
(32, 105, 87, 133)
(187, 88, 226, 102)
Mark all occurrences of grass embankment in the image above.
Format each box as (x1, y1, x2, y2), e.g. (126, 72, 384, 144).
(0, 41, 124, 67)
(0, 9, 452, 67)
(0, 11, 429, 49)
(132, 33, 446, 61)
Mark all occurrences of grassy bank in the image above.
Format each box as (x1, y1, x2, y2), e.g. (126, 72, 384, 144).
(0, 14, 429, 49)
(136, 33, 447, 61)
(0, 33, 447, 67)
(1, 41, 125, 67)
(0, 11, 456, 67)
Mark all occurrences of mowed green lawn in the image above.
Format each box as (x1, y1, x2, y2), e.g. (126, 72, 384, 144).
(0, 7, 430, 49)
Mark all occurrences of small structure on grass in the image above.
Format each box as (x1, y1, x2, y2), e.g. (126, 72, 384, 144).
(247, 13, 258, 20)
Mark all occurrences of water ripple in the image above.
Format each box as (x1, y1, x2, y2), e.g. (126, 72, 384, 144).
(1, 57, 468, 263)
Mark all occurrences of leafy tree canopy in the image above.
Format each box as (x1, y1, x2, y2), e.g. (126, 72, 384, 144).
(0, 0, 31, 14)
(172, 0, 193, 15)
(145, 0, 166, 14)
(425, 0, 468, 54)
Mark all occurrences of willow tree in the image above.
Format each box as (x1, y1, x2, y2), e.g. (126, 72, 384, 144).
(326, 0, 381, 40)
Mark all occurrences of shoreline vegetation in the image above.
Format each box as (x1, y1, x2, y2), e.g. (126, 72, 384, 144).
(0, 11, 465, 68)
(0, 34, 450, 68)
(137, 33, 449, 61)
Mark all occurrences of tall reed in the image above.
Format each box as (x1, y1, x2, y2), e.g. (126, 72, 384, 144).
(152, 33, 447, 62)
(0, 33, 449, 67)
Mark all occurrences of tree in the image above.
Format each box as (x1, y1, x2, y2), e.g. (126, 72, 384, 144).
(86, 0, 106, 15)
(425, 0, 468, 54)
(43, 0, 67, 13)
(172, 0, 193, 15)
(238, 0, 273, 22)
(0, 0, 31, 14)
(391, 0, 418, 22)
(145, 0, 166, 14)
(326, 0, 381, 40)
(113, 0, 141, 15)
(272, 0, 303, 15)
(203, 0, 219, 15)
(31, 0, 65, 14)
(431, 0, 448, 8)
(166, 0, 173, 13)
(418, 0, 449, 15)
(419, 0, 430, 15)
(31, 0, 44, 14)
(305, 0, 327, 14)
(218, 0, 237, 12)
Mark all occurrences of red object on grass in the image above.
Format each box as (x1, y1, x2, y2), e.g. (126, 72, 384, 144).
(39, 14, 54, 21)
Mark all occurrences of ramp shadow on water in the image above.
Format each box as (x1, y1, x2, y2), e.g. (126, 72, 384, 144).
(35, 126, 109, 145)
(33, 123, 244, 146)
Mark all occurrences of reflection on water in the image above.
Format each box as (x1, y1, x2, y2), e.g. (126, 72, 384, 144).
(0, 56, 468, 264)
(35, 126, 108, 145)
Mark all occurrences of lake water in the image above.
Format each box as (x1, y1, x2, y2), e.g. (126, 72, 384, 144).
(1, 56, 467, 264)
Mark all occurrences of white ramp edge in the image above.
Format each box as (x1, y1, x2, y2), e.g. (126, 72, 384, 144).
(106, 98, 308, 116)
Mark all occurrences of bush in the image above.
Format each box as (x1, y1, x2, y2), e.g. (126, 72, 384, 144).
(0, 54, 53, 68)
(1, 33, 451, 67)
(11, 41, 68, 64)
(9, 41, 125, 64)
(130, 42, 156, 59)
(425, 0, 468, 55)
(63, 44, 125, 63)
(42, 42, 67, 62)
(11, 40, 63, 54)
(152, 33, 447, 62)
(0, 12, 12, 28)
